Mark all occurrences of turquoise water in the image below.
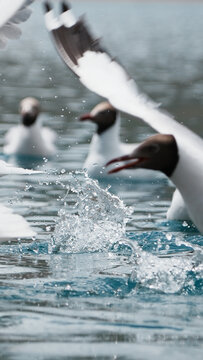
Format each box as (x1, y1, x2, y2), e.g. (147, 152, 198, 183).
(0, 1, 203, 359)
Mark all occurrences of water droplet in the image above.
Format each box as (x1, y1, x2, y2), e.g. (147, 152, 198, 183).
(166, 233, 172, 241)
(65, 284, 72, 290)
(182, 221, 188, 227)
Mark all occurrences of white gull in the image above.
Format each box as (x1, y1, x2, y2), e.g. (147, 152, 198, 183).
(0, 1, 42, 239)
(0, 204, 35, 241)
(44, 3, 201, 230)
(80, 101, 157, 180)
(4, 97, 56, 157)
(0, 161, 41, 240)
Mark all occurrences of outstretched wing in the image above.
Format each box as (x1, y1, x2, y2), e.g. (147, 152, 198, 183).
(0, 0, 34, 48)
(44, 2, 105, 75)
(0, 204, 36, 239)
(44, 1, 203, 155)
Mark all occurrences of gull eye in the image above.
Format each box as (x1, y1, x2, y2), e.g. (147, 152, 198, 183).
(145, 143, 160, 154)
(143, 143, 160, 156)
(99, 110, 109, 116)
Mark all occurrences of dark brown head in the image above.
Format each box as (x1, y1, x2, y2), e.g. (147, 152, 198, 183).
(80, 102, 117, 135)
(19, 97, 40, 127)
(106, 134, 179, 177)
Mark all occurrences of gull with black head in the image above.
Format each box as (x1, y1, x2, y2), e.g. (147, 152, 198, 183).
(80, 101, 138, 177)
(107, 133, 190, 221)
(4, 97, 56, 157)
(44, 2, 203, 232)
(80, 101, 159, 179)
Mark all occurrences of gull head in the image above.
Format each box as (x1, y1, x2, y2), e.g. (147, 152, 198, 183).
(19, 97, 40, 127)
(80, 102, 117, 135)
(107, 134, 179, 177)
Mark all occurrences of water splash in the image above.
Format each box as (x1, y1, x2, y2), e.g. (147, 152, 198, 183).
(128, 235, 203, 294)
(51, 171, 202, 295)
(52, 171, 133, 253)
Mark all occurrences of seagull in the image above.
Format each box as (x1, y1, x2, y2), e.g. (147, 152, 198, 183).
(3, 97, 56, 157)
(0, 161, 41, 240)
(1, 5, 56, 158)
(0, 158, 41, 176)
(0, 204, 36, 241)
(0, 1, 43, 239)
(80, 101, 159, 180)
(0, 0, 34, 48)
(106, 134, 191, 221)
(80, 101, 138, 177)
(44, 2, 203, 233)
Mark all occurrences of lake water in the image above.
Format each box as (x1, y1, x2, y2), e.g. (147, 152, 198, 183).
(0, 1, 202, 359)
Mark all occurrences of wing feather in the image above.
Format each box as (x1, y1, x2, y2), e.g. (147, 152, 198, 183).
(45, 2, 203, 155)
(0, 204, 36, 239)
(0, 0, 33, 48)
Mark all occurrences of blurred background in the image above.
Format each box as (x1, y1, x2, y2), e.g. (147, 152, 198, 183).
(0, 0, 203, 161)
(0, 2, 203, 359)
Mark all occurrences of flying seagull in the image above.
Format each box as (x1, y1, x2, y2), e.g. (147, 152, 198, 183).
(44, 2, 202, 232)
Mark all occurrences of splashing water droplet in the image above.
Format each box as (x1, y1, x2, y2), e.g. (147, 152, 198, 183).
(52, 172, 133, 253)
(166, 233, 172, 241)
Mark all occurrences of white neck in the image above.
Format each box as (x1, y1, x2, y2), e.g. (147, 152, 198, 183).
(90, 115, 121, 154)
(171, 148, 203, 233)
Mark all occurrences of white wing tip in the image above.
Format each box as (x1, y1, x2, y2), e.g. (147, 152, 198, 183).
(44, 9, 61, 31)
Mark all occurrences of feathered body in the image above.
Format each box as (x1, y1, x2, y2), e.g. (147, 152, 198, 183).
(80, 102, 159, 180)
(0, 204, 36, 240)
(4, 97, 56, 157)
(4, 122, 56, 157)
(0, 159, 40, 239)
(45, 3, 203, 233)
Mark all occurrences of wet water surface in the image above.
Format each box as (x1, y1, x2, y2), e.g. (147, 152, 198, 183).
(0, 1, 203, 359)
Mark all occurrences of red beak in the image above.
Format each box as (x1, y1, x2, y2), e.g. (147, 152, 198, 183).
(106, 155, 132, 167)
(80, 113, 93, 121)
(106, 155, 145, 174)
